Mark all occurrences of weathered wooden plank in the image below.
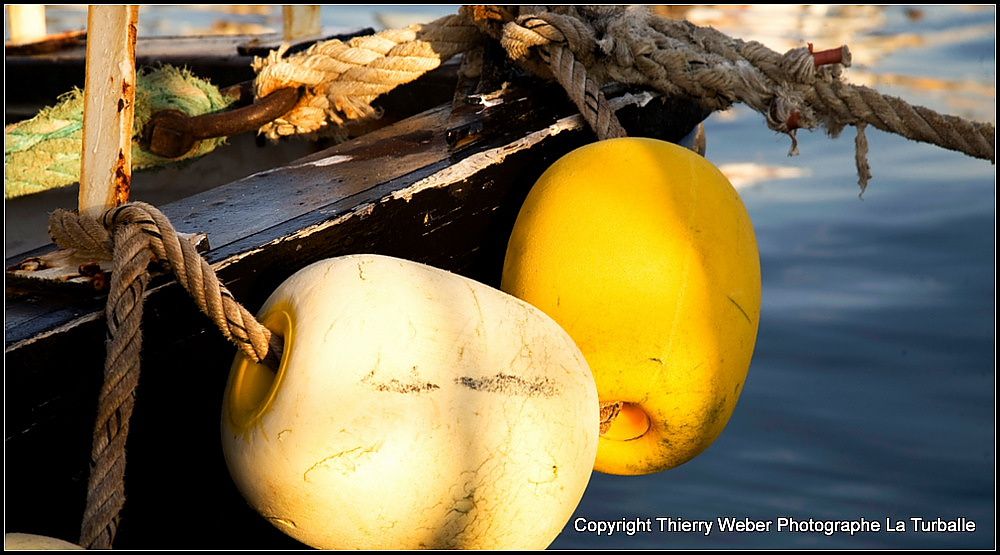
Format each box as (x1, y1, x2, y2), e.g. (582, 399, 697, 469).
(4, 61, 460, 257)
(78, 5, 139, 215)
(4, 82, 708, 547)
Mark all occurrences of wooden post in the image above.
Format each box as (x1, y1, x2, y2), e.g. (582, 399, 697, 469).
(7, 4, 47, 45)
(282, 5, 321, 42)
(78, 5, 139, 217)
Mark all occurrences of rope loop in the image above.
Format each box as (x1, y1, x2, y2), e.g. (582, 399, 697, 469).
(502, 11, 597, 64)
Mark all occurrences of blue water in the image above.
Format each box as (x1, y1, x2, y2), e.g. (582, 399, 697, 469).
(12, 5, 995, 550)
(551, 125, 995, 549)
(551, 5, 996, 549)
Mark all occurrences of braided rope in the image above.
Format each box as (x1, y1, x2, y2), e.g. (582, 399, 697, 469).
(49, 203, 279, 547)
(253, 13, 483, 138)
(51, 204, 277, 364)
(505, 13, 626, 140)
(468, 6, 993, 185)
(249, 5, 992, 179)
(78, 221, 152, 549)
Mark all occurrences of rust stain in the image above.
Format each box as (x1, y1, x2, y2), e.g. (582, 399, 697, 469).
(127, 22, 137, 56)
(785, 110, 801, 131)
(122, 19, 137, 115)
(113, 149, 131, 205)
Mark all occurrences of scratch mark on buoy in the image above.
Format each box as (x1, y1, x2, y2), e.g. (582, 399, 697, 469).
(727, 295, 752, 325)
(362, 367, 440, 394)
(304, 443, 381, 479)
(454, 373, 557, 397)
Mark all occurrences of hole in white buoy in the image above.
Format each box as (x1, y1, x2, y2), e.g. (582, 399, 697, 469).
(228, 309, 291, 430)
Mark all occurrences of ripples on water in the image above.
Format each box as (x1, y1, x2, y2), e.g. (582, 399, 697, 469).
(557, 5, 995, 549)
(11, 5, 995, 549)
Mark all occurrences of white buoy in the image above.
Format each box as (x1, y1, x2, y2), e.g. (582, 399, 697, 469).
(221, 255, 599, 549)
(5, 533, 84, 550)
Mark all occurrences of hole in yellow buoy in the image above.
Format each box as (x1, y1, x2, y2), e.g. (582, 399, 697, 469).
(228, 309, 291, 430)
(601, 402, 650, 441)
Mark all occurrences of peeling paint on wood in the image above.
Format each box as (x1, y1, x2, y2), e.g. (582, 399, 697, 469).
(390, 115, 584, 203)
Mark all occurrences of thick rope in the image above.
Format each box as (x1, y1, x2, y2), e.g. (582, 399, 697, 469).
(503, 12, 626, 140)
(252, 13, 483, 139)
(50, 204, 277, 364)
(468, 5, 994, 187)
(259, 6, 990, 164)
(78, 219, 152, 549)
(49, 203, 279, 548)
(636, 16, 996, 163)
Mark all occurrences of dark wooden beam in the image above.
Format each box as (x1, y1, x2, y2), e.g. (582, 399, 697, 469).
(4, 78, 708, 548)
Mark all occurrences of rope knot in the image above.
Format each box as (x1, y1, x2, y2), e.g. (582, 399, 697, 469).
(49, 209, 113, 257)
(779, 46, 816, 83)
(501, 12, 596, 65)
(765, 91, 819, 156)
(253, 13, 482, 139)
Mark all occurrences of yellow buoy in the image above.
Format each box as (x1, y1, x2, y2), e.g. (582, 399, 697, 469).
(4, 533, 84, 550)
(502, 137, 761, 475)
(222, 254, 599, 549)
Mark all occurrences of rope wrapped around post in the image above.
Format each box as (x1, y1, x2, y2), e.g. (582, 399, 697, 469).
(48, 203, 281, 548)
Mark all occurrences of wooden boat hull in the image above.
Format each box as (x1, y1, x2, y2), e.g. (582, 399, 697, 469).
(5, 74, 708, 547)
